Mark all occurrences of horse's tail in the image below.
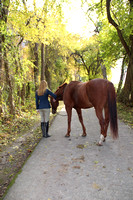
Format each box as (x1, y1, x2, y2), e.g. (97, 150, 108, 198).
(108, 82, 118, 139)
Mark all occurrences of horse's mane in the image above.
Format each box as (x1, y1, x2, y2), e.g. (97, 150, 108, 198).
(55, 83, 67, 92)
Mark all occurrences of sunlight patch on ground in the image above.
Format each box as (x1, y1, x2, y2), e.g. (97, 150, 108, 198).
(61, 106, 66, 112)
(111, 66, 121, 85)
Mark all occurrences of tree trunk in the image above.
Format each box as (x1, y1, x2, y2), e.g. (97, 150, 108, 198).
(1, 0, 15, 116)
(33, 43, 39, 91)
(44, 45, 51, 89)
(41, 43, 45, 81)
(118, 58, 132, 104)
(117, 56, 126, 95)
(0, 0, 5, 116)
(130, 34, 133, 102)
(101, 64, 107, 79)
(21, 83, 26, 106)
(17, 85, 21, 107)
(4, 52, 15, 115)
(118, 38, 133, 104)
(0, 23, 3, 116)
(106, 0, 133, 105)
(45, 63, 51, 89)
(26, 82, 30, 99)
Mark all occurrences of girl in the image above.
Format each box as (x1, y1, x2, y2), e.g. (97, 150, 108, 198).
(35, 80, 57, 137)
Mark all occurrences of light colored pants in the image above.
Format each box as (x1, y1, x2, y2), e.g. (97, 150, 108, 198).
(39, 109, 50, 123)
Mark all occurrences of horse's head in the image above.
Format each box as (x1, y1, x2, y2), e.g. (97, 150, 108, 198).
(50, 97, 59, 114)
(50, 83, 67, 114)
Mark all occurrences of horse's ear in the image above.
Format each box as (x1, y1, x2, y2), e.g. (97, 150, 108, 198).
(59, 83, 67, 88)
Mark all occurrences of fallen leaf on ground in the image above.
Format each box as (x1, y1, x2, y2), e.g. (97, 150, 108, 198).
(94, 161, 99, 164)
(128, 167, 132, 171)
(92, 183, 101, 190)
(77, 144, 84, 149)
(73, 166, 81, 169)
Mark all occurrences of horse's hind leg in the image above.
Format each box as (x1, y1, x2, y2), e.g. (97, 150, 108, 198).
(75, 108, 86, 137)
(95, 107, 105, 145)
(65, 105, 72, 137)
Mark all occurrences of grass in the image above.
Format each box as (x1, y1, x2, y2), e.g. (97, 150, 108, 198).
(117, 102, 133, 129)
(0, 111, 40, 152)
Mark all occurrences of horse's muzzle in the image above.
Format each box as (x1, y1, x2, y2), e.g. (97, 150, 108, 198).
(52, 109, 56, 114)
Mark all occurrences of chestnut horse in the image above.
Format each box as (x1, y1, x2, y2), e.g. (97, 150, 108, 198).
(50, 79, 118, 145)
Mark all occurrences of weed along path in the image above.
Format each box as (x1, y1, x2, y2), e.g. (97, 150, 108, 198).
(3, 107, 133, 200)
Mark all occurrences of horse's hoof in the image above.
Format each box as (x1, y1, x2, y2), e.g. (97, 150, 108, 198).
(97, 142, 103, 146)
(82, 134, 86, 137)
(65, 134, 70, 138)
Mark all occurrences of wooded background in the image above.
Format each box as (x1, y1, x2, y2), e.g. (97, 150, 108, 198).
(0, 0, 133, 118)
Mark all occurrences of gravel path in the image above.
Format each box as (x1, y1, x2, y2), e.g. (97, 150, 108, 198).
(4, 107, 133, 200)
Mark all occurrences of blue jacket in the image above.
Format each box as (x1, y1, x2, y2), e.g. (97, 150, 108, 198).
(35, 89, 57, 109)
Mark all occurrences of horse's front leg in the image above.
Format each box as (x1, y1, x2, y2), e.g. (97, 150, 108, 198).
(76, 108, 86, 137)
(65, 105, 72, 137)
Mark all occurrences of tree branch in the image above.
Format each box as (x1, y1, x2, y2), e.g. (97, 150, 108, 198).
(106, 0, 130, 56)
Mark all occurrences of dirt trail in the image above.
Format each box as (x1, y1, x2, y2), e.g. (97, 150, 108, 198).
(3, 107, 133, 200)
